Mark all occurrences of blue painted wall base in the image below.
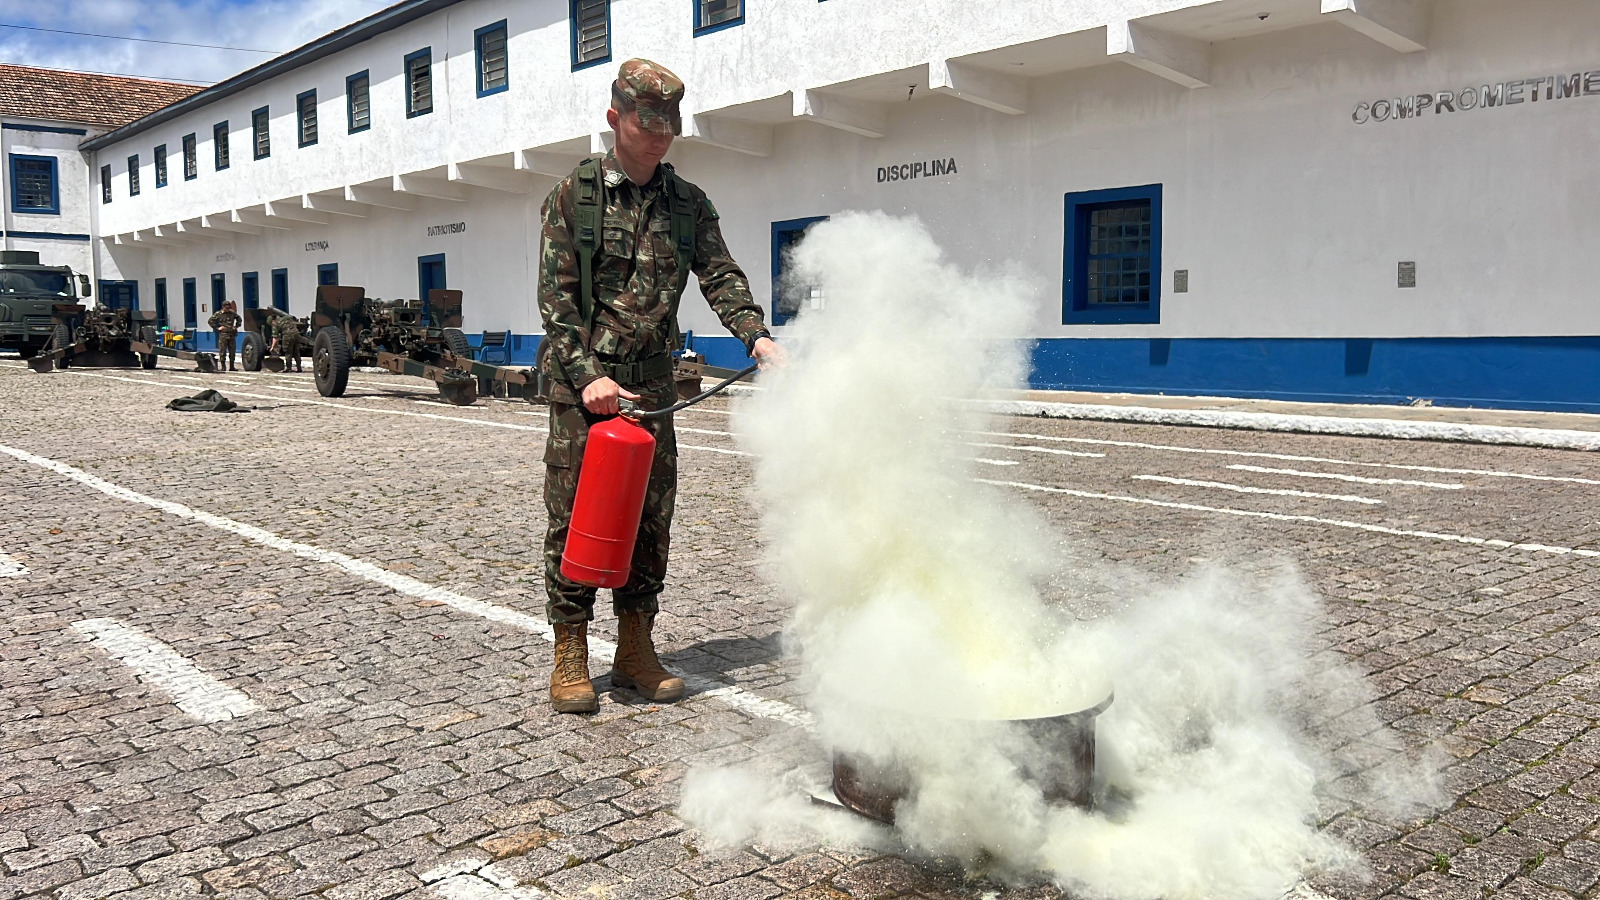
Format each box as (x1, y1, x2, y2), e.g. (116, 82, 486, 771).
(1031, 337, 1600, 414)
(186, 331, 1598, 414)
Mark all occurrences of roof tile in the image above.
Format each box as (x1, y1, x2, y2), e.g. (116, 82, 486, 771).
(0, 64, 201, 130)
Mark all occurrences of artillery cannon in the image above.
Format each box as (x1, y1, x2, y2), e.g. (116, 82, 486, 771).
(308, 285, 487, 405)
(239, 307, 311, 372)
(26, 303, 218, 373)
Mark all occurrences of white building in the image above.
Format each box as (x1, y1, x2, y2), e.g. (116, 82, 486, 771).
(1, 64, 196, 303)
(76, 0, 1600, 412)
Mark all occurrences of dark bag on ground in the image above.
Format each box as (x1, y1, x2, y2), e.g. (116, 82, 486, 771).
(167, 389, 246, 413)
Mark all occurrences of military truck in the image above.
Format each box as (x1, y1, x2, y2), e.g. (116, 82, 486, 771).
(239, 307, 311, 372)
(0, 250, 91, 358)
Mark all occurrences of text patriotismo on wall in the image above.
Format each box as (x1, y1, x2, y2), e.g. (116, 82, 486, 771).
(427, 222, 467, 237)
(1353, 70, 1600, 123)
(877, 158, 958, 183)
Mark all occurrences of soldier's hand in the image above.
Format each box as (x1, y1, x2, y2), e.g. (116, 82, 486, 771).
(582, 377, 640, 416)
(752, 336, 786, 370)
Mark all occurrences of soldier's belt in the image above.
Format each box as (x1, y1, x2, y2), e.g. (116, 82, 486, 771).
(598, 352, 673, 385)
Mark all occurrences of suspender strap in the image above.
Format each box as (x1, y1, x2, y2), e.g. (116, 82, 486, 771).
(662, 164, 697, 351)
(573, 158, 604, 339)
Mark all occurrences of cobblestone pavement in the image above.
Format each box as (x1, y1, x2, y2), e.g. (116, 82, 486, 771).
(2, 360, 1598, 900)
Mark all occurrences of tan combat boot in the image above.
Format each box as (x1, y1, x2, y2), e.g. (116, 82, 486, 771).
(611, 612, 685, 701)
(549, 622, 598, 713)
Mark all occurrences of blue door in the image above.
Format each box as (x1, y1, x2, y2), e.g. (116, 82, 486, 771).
(317, 263, 339, 286)
(242, 271, 259, 309)
(182, 278, 198, 347)
(270, 268, 288, 311)
(418, 254, 446, 324)
(154, 278, 168, 329)
(98, 280, 138, 311)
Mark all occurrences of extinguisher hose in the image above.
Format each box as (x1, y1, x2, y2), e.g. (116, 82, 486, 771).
(620, 362, 760, 420)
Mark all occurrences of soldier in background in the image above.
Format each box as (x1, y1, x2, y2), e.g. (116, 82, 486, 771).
(209, 300, 242, 371)
(271, 312, 304, 372)
(537, 58, 784, 714)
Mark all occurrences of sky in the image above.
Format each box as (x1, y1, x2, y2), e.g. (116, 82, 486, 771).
(0, 0, 396, 85)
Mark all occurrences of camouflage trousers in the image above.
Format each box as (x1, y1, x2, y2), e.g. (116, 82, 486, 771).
(543, 376, 678, 625)
(216, 331, 237, 369)
(279, 338, 303, 371)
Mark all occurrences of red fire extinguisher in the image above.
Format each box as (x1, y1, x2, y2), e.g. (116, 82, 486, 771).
(558, 362, 759, 588)
(560, 415, 656, 588)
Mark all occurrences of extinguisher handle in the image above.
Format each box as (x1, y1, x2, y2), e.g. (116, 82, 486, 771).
(620, 363, 760, 420)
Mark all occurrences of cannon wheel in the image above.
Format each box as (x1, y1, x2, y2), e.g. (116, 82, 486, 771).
(52, 323, 71, 369)
(312, 326, 351, 398)
(241, 331, 266, 371)
(442, 327, 471, 360)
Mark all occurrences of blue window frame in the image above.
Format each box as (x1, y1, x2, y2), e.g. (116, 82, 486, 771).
(317, 263, 339, 286)
(128, 154, 140, 196)
(100, 164, 112, 204)
(1062, 184, 1162, 325)
(405, 48, 433, 118)
(252, 106, 270, 159)
(347, 71, 371, 133)
(154, 144, 168, 188)
(211, 273, 226, 317)
(571, 0, 610, 70)
(271, 268, 289, 311)
(694, 0, 744, 35)
(242, 271, 260, 309)
(182, 278, 198, 331)
(9, 154, 59, 214)
(213, 121, 230, 170)
(154, 278, 169, 329)
(770, 216, 828, 326)
(297, 90, 319, 147)
(182, 133, 198, 180)
(475, 21, 509, 97)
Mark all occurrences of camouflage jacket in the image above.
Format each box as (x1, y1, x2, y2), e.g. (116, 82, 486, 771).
(209, 310, 241, 333)
(273, 315, 301, 344)
(537, 150, 768, 392)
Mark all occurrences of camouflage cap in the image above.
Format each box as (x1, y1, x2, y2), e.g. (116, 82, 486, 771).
(613, 58, 683, 136)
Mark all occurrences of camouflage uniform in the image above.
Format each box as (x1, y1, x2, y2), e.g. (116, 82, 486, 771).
(209, 306, 241, 370)
(273, 314, 304, 371)
(538, 148, 769, 625)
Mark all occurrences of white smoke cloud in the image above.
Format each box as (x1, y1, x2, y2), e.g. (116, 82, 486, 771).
(678, 211, 1441, 899)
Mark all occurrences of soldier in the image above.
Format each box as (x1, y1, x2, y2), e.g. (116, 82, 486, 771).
(208, 300, 242, 371)
(270, 311, 304, 372)
(538, 58, 784, 713)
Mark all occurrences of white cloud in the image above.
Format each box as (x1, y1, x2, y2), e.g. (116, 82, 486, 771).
(0, 0, 394, 84)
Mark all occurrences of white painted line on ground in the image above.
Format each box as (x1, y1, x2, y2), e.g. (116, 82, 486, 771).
(986, 399, 1600, 452)
(0, 551, 27, 577)
(1226, 464, 1464, 490)
(69, 371, 743, 459)
(978, 477, 1600, 558)
(679, 406, 734, 416)
(968, 441, 1105, 459)
(1133, 474, 1382, 505)
(2, 443, 810, 728)
(677, 425, 736, 437)
(973, 458, 1020, 467)
(972, 429, 1600, 486)
(70, 617, 261, 723)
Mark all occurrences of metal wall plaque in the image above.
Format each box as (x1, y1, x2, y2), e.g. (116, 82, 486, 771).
(1173, 269, 1189, 293)
(1398, 261, 1416, 288)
